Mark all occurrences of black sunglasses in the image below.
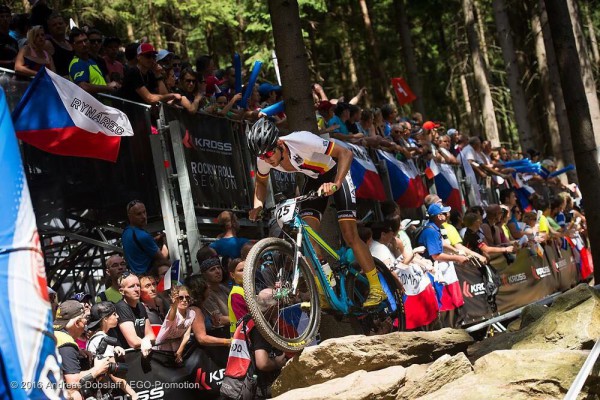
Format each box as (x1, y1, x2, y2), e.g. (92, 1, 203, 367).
(117, 270, 137, 285)
(177, 295, 191, 302)
(89, 39, 103, 44)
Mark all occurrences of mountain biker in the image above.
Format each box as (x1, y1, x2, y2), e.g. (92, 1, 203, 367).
(247, 118, 385, 307)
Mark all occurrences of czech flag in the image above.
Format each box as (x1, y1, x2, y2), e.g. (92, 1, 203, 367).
(513, 173, 535, 212)
(12, 67, 133, 163)
(0, 88, 65, 399)
(157, 260, 181, 292)
(333, 140, 385, 201)
(434, 261, 465, 311)
(396, 265, 439, 329)
(430, 160, 462, 211)
(377, 150, 427, 208)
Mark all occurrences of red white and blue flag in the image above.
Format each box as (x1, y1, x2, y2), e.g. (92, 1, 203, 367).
(12, 67, 133, 162)
(0, 88, 65, 399)
(434, 261, 465, 311)
(377, 150, 427, 208)
(333, 140, 385, 201)
(429, 160, 462, 211)
(513, 173, 535, 212)
(396, 264, 439, 329)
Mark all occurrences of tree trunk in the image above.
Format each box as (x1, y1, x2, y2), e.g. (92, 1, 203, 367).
(539, 0, 577, 182)
(394, 0, 425, 115)
(460, 71, 478, 134)
(492, 0, 536, 151)
(582, 1, 600, 65)
(567, 0, 600, 156)
(358, 0, 391, 103)
(463, 0, 500, 146)
(340, 17, 358, 96)
(473, 0, 490, 68)
(148, 0, 163, 48)
(544, 0, 600, 284)
(268, 0, 318, 133)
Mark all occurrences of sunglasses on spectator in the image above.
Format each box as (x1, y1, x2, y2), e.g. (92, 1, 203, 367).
(89, 39, 103, 44)
(74, 38, 89, 45)
(117, 270, 137, 285)
(177, 295, 191, 302)
(172, 63, 181, 67)
(185, 79, 196, 84)
(259, 148, 277, 160)
(127, 199, 142, 212)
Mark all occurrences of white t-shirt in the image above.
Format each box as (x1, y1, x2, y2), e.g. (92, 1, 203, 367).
(86, 331, 115, 359)
(461, 145, 487, 165)
(369, 240, 396, 269)
(256, 131, 337, 179)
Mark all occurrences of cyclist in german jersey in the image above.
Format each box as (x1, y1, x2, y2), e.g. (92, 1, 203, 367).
(247, 118, 385, 307)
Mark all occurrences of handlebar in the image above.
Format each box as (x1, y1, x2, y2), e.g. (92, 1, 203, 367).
(253, 190, 325, 221)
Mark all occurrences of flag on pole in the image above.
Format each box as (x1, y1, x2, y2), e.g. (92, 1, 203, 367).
(12, 67, 133, 162)
(432, 161, 462, 211)
(377, 150, 427, 208)
(0, 88, 65, 399)
(391, 77, 416, 105)
(157, 260, 181, 293)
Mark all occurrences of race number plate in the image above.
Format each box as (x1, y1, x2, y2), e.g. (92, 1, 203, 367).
(275, 198, 297, 228)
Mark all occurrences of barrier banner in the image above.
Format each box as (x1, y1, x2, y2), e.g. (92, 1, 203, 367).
(544, 240, 577, 292)
(171, 108, 250, 209)
(492, 248, 557, 314)
(454, 262, 494, 324)
(377, 150, 427, 207)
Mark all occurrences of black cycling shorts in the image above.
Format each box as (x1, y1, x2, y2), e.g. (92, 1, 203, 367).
(299, 166, 357, 222)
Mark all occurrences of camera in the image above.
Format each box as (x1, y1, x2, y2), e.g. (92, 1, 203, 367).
(95, 336, 129, 377)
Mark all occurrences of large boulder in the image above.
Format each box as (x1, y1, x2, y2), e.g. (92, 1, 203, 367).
(272, 328, 473, 396)
(417, 349, 596, 400)
(469, 284, 600, 360)
(396, 352, 473, 400)
(271, 366, 407, 400)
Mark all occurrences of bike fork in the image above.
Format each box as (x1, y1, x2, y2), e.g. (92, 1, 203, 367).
(291, 230, 303, 294)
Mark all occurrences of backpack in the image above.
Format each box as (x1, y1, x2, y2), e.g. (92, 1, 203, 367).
(469, 257, 501, 313)
(220, 315, 258, 400)
(407, 224, 436, 250)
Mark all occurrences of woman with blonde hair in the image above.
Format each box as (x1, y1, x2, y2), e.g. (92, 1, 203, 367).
(14, 25, 55, 78)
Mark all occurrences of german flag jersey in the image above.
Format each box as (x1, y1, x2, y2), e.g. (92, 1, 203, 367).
(256, 131, 336, 179)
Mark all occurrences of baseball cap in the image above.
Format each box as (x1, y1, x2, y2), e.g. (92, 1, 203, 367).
(53, 300, 85, 330)
(422, 121, 440, 130)
(258, 82, 282, 97)
(70, 292, 92, 303)
(86, 301, 116, 331)
(428, 203, 451, 217)
(137, 43, 157, 56)
(447, 128, 458, 136)
(156, 49, 173, 62)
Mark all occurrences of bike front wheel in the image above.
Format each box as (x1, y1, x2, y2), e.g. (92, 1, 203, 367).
(243, 237, 321, 352)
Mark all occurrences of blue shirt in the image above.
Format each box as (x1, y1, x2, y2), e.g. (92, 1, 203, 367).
(418, 222, 444, 259)
(328, 115, 349, 135)
(122, 226, 159, 274)
(384, 122, 392, 137)
(210, 237, 249, 259)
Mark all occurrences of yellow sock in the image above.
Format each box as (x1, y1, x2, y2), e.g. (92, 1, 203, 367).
(366, 268, 383, 290)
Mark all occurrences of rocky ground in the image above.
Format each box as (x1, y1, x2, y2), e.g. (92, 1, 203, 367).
(271, 284, 600, 400)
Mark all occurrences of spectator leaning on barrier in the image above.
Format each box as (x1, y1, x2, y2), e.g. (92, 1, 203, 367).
(119, 43, 181, 105)
(113, 272, 155, 355)
(122, 200, 170, 275)
(200, 257, 231, 337)
(54, 300, 110, 400)
(102, 36, 124, 84)
(419, 204, 469, 265)
(86, 29, 109, 79)
(14, 25, 55, 78)
(139, 274, 169, 326)
(462, 213, 514, 259)
(96, 255, 126, 303)
(68, 28, 120, 95)
(0, 5, 18, 70)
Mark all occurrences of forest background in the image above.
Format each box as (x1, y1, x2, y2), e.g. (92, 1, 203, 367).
(6, 0, 600, 168)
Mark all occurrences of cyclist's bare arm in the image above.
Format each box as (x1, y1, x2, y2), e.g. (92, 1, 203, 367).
(250, 174, 269, 221)
(319, 144, 353, 196)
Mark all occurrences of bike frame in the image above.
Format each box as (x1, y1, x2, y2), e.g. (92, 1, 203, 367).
(286, 213, 368, 314)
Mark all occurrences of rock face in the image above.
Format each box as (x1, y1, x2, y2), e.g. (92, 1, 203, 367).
(271, 366, 407, 400)
(469, 284, 600, 360)
(271, 328, 473, 396)
(396, 353, 473, 400)
(417, 349, 595, 400)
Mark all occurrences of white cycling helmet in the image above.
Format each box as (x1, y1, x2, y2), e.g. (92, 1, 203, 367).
(248, 118, 278, 156)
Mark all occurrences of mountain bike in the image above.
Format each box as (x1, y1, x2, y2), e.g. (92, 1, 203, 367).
(243, 191, 405, 352)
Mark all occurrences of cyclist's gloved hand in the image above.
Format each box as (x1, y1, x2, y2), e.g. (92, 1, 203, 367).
(317, 182, 338, 197)
(249, 206, 264, 222)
